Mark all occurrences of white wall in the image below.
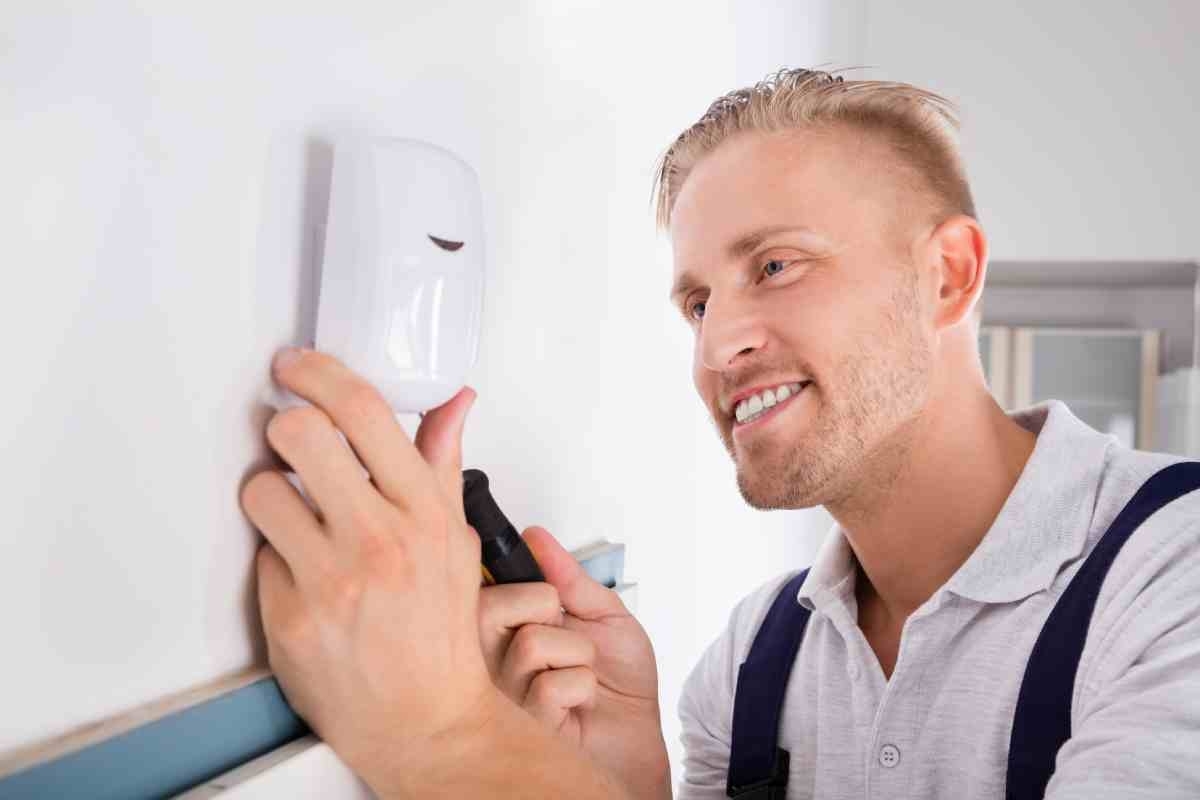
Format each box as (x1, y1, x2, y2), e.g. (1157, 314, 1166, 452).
(12, 0, 1192, 786)
(861, 0, 1200, 262)
(1, 0, 852, 783)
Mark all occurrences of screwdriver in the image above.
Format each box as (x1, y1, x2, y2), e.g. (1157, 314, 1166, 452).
(462, 468, 545, 584)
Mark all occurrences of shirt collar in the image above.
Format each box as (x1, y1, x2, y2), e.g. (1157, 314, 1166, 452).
(797, 521, 858, 616)
(797, 400, 1116, 611)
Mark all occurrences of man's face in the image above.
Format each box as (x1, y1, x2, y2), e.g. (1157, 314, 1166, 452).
(668, 126, 935, 509)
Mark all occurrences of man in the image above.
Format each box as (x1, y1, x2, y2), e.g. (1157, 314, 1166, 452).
(240, 68, 1200, 798)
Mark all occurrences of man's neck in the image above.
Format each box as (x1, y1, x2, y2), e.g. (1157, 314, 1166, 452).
(827, 386, 1037, 625)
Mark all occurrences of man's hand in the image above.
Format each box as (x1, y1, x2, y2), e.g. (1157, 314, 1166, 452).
(239, 347, 500, 795)
(479, 527, 672, 800)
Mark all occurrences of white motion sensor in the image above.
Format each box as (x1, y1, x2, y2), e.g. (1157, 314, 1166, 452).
(270, 136, 486, 415)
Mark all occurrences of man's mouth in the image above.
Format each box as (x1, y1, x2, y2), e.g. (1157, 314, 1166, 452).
(730, 380, 813, 427)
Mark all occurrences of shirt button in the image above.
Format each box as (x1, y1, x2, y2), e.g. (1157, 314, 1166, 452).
(879, 744, 901, 768)
(848, 662, 861, 680)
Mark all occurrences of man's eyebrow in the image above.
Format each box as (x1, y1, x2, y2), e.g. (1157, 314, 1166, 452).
(669, 271, 700, 304)
(726, 225, 824, 259)
(669, 225, 825, 303)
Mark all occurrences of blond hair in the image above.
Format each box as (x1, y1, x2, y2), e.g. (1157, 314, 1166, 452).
(652, 67, 977, 231)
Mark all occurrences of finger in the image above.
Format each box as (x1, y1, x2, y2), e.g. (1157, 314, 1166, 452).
(271, 347, 438, 509)
(413, 386, 477, 524)
(256, 543, 295, 635)
(523, 527, 627, 621)
(479, 582, 564, 634)
(241, 470, 331, 586)
(524, 667, 597, 729)
(498, 623, 596, 703)
(264, 405, 387, 533)
(478, 582, 564, 674)
(256, 546, 309, 704)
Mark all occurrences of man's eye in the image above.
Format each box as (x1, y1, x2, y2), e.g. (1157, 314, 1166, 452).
(689, 300, 707, 321)
(763, 259, 788, 277)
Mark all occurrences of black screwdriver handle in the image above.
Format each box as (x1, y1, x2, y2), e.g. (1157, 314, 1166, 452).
(462, 468, 544, 584)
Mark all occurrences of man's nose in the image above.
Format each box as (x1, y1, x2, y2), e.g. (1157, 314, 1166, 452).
(699, 297, 767, 372)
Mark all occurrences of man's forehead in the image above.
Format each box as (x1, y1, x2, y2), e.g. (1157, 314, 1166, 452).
(672, 135, 845, 225)
(667, 127, 890, 269)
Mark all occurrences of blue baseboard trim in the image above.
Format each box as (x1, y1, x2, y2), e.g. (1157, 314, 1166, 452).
(0, 542, 625, 799)
(0, 678, 307, 800)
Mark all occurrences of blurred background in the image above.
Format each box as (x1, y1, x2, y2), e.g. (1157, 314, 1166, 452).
(3, 0, 1197, 789)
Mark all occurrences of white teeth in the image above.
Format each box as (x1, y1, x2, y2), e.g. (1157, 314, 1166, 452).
(732, 381, 809, 425)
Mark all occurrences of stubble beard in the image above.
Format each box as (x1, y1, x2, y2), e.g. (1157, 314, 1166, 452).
(721, 271, 932, 510)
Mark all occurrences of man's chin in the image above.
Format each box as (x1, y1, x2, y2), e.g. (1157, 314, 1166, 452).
(729, 428, 840, 509)
(736, 474, 812, 510)
(733, 459, 818, 510)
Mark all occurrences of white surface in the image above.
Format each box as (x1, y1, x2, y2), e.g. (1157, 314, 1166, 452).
(174, 737, 373, 800)
(218, 740, 372, 799)
(1, 1, 840, 781)
(861, 0, 1200, 262)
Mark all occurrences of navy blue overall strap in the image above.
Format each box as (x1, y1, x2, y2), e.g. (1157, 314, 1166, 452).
(1007, 461, 1200, 800)
(727, 568, 812, 798)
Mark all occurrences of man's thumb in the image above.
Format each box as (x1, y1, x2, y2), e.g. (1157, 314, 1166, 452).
(522, 526, 626, 621)
(413, 386, 476, 523)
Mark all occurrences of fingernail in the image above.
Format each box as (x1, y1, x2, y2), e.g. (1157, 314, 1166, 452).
(273, 347, 303, 372)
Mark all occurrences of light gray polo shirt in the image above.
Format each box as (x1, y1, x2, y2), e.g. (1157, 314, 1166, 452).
(677, 400, 1200, 799)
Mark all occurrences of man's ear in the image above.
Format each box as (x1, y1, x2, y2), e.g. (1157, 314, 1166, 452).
(928, 214, 988, 331)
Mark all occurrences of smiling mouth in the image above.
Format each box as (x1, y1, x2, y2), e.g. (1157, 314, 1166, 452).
(731, 381, 813, 428)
